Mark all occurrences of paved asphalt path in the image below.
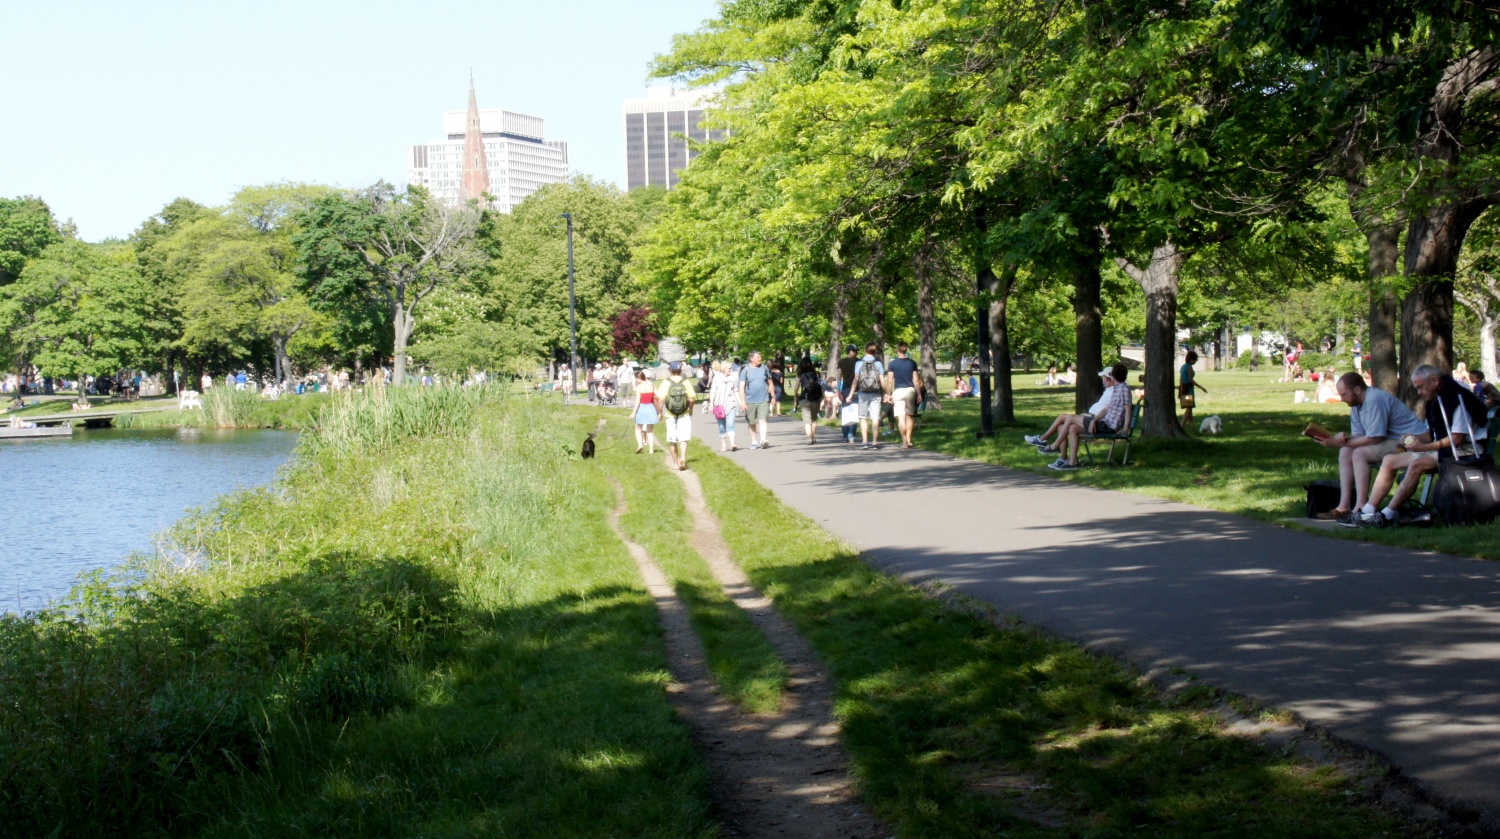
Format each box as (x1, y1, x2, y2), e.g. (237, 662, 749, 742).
(694, 414, 1500, 818)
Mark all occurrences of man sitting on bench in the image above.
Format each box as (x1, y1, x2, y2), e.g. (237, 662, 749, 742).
(1031, 363, 1131, 472)
(1355, 365, 1488, 528)
(1025, 364, 1128, 454)
(1321, 372, 1426, 526)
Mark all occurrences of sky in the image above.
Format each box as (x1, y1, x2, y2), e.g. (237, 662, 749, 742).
(1, 0, 722, 242)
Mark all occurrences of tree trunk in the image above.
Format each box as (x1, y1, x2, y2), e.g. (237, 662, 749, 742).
(870, 274, 887, 359)
(392, 302, 413, 386)
(1073, 253, 1104, 414)
(915, 249, 939, 396)
(272, 335, 290, 388)
(827, 284, 848, 381)
(1116, 241, 1187, 438)
(1366, 229, 1403, 395)
(989, 263, 1017, 424)
(1481, 312, 1498, 382)
(1398, 203, 1488, 400)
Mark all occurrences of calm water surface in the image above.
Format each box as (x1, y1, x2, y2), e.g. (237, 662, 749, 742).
(1, 428, 298, 612)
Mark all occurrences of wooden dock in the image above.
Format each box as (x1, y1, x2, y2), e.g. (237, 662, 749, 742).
(0, 425, 73, 439)
(9, 406, 172, 428)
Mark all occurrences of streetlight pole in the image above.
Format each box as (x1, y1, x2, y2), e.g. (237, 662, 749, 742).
(562, 212, 578, 402)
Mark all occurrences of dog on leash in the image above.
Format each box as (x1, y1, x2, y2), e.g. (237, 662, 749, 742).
(1198, 415, 1223, 435)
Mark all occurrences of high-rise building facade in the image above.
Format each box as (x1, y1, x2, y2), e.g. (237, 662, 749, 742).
(623, 88, 726, 190)
(408, 83, 569, 212)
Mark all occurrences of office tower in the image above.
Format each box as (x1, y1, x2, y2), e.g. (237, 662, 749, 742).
(623, 88, 726, 190)
(407, 82, 569, 212)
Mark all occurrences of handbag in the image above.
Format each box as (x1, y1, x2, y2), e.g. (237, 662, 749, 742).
(713, 404, 726, 420)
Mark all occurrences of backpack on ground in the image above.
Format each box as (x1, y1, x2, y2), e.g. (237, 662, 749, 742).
(665, 379, 692, 417)
(857, 361, 883, 394)
(1304, 479, 1340, 519)
(800, 372, 823, 404)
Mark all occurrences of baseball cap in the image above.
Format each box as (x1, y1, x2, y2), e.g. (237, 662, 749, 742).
(668, 360, 682, 372)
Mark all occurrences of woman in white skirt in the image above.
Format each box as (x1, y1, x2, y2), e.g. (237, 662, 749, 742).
(632, 369, 658, 454)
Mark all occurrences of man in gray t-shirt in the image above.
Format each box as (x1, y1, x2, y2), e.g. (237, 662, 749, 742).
(1320, 372, 1426, 523)
(738, 351, 774, 449)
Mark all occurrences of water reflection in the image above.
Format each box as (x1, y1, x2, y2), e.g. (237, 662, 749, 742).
(1, 427, 298, 612)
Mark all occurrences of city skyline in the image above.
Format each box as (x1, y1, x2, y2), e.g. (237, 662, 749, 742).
(0, 0, 721, 241)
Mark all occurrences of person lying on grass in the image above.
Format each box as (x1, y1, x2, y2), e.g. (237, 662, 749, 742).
(1316, 372, 1426, 525)
(1351, 365, 1488, 529)
(1024, 363, 1129, 457)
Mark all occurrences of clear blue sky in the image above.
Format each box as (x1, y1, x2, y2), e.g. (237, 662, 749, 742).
(1, 0, 720, 242)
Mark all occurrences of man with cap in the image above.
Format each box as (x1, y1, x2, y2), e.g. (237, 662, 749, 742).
(1023, 363, 1131, 469)
(656, 360, 696, 470)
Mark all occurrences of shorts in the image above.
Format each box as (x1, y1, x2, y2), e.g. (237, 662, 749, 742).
(665, 414, 692, 444)
(801, 402, 819, 424)
(745, 401, 769, 425)
(892, 387, 918, 418)
(1361, 438, 1400, 461)
(857, 392, 882, 420)
(1092, 420, 1117, 436)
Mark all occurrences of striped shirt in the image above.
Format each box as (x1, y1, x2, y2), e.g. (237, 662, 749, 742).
(1098, 383, 1131, 432)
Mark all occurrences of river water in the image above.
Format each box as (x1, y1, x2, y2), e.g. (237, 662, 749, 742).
(1, 428, 299, 613)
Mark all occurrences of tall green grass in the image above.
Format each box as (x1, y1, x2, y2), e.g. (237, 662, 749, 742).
(0, 390, 713, 837)
(300, 385, 500, 458)
(114, 390, 330, 430)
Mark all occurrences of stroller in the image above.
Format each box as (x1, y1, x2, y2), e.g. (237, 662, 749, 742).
(595, 379, 618, 405)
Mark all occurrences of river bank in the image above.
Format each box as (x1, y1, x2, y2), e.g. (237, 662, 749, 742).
(0, 390, 1427, 837)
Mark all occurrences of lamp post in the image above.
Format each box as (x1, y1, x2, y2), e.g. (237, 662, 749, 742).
(562, 212, 578, 401)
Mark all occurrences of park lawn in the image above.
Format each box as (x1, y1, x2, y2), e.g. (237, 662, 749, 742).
(915, 369, 1500, 560)
(687, 442, 1417, 837)
(599, 416, 790, 713)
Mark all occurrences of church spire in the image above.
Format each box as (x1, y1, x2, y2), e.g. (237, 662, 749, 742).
(460, 76, 491, 204)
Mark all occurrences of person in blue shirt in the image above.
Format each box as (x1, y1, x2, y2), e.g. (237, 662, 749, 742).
(1179, 351, 1207, 427)
(737, 351, 775, 450)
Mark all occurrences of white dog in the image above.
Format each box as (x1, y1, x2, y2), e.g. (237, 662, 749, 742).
(1199, 415, 1223, 435)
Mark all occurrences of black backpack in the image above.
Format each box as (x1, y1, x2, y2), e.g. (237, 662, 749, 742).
(664, 379, 692, 417)
(800, 372, 823, 403)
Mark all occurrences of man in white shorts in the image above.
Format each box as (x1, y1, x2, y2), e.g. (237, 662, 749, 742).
(1357, 365, 1488, 527)
(657, 360, 696, 471)
(884, 342, 923, 449)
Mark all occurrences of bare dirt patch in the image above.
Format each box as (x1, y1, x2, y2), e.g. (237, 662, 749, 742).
(607, 477, 884, 838)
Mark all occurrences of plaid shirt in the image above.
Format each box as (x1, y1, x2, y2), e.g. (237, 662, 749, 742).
(1098, 383, 1131, 432)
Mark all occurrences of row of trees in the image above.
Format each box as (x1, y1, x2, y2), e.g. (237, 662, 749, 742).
(630, 0, 1499, 437)
(0, 179, 664, 389)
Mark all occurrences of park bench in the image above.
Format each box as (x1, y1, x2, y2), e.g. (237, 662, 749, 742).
(1081, 400, 1142, 467)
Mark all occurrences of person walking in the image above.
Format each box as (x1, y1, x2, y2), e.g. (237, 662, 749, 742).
(795, 356, 825, 444)
(739, 351, 775, 450)
(852, 343, 886, 450)
(836, 345, 859, 403)
(657, 361, 695, 470)
(632, 368, 659, 455)
(1180, 350, 1208, 427)
(768, 362, 785, 417)
(885, 342, 923, 448)
(709, 360, 740, 451)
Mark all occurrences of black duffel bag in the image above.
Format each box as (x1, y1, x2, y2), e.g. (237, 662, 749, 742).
(1430, 397, 1500, 526)
(1305, 479, 1341, 519)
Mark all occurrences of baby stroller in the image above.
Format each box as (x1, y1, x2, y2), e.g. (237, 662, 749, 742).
(595, 379, 618, 405)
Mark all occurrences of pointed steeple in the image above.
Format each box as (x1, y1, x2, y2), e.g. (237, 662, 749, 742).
(460, 75, 491, 204)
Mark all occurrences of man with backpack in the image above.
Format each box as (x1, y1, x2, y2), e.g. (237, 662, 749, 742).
(656, 360, 696, 471)
(852, 343, 886, 450)
(795, 356, 824, 444)
(885, 342, 923, 449)
(738, 351, 775, 450)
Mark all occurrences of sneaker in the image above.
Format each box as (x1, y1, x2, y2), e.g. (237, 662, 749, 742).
(1335, 511, 1359, 528)
(1048, 459, 1079, 471)
(1355, 511, 1390, 529)
(1024, 434, 1045, 446)
(750, 442, 761, 450)
(761, 442, 770, 450)
(1036, 445, 1059, 455)
(860, 443, 872, 450)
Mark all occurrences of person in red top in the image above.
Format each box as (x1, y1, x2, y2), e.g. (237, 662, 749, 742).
(632, 369, 658, 454)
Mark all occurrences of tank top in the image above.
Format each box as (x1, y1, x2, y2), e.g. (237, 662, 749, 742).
(639, 389, 655, 406)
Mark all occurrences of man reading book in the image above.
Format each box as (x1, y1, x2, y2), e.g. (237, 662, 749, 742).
(1314, 372, 1425, 525)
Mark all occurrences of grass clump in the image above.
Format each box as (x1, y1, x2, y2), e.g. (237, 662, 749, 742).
(599, 419, 788, 713)
(688, 442, 1415, 837)
(113, 390, 330, 430)
(0, 390, 713, 838)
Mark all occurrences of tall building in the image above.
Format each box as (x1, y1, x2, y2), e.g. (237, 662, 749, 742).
(623, 88, 726, 190)
(407, 82, 569, 212)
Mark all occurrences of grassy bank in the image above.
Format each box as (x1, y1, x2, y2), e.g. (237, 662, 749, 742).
(686, 438, 1415, 837)
(113, 389, 330, 430)
(917, 370, 1500, 559)
(0, 392, 712, 837)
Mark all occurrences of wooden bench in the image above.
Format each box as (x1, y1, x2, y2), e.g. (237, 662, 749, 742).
(1081, 401, 1142, 467)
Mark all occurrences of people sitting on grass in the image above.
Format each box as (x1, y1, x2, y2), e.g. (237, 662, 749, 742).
(951, 376, 973, 397)
(1315, 367, 1339, 404)
(1023, 362, 1131, 471)
(1043, 365, 1060, 386)
(1317, 372, 1426, 525)
(1468, 369, 1500, 411)
(1353, 365, 1488, 528)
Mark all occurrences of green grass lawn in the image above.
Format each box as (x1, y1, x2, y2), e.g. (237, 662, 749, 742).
(913, 369, 1500, 560)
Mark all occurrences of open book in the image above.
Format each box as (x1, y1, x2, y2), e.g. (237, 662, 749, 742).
(1302, 422, 1334, 443)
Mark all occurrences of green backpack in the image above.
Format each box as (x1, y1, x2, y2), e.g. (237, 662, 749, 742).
(665, 379, 692, 417)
